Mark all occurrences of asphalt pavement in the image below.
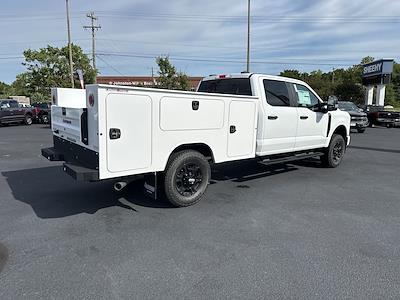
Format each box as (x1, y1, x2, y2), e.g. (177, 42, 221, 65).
(0, 124, 399, 299)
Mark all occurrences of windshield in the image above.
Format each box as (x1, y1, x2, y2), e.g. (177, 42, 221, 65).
(338, 101, 359, 111)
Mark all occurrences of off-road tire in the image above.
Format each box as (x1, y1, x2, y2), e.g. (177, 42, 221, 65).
(164, 150, 210, 207)
(321, 134, 346, 168)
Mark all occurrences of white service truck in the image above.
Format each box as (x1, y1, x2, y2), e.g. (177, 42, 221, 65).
(42, 73, 350, 207)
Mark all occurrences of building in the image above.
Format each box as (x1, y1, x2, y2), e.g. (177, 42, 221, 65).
(96, 76, 203, 91)
(10, 96, 30, 105)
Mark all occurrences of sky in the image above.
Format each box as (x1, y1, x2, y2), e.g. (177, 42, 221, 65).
(0, 0, 400, 84)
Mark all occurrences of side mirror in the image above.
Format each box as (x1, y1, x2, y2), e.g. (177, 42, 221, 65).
(319, 104, 329, 113)
(327, 95, 338, 111)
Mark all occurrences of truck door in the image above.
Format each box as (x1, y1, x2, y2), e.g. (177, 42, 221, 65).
(0, 101, 11, 122)
(9, 100, 24, 121)
(105, 93, 152, 173)
(258, 78, 298, 155)
(291, 83, 329, 150)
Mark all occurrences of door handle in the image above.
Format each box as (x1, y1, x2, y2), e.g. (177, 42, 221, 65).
(268, 116, 278, 120)
(109, 128, 121, 139)
(230, 125, 236, 134)
(300, 116, 309, 120)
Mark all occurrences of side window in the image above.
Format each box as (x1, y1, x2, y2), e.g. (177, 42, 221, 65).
(1, 101, 10, 108)
(263, 79, 291, 106)
(294, 84, 320, 108)
(9, 101, 19, 108)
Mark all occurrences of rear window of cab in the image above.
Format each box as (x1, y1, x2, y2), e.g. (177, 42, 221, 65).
(198, 78, 252, 96)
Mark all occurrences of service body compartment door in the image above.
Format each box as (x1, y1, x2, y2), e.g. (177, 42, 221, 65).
(227, 100, 257, 157)
(106, 93, 152, 173)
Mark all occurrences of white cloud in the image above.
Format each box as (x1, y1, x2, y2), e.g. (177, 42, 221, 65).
(0, 0, 400, 83)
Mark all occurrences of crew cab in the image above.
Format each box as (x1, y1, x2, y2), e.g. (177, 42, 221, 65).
(0, 99, 33, 126)
(42, 74, 350, 207)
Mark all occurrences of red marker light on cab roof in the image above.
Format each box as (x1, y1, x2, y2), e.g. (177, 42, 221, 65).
(89, 94, 95, 107)
(218, 75, 226, 79)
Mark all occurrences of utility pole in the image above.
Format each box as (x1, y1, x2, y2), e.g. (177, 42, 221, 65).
(332, 67, 335, 84)
(246, 0, 251, 72)
(84, 12, 101, 70)
(66, 0, 74, 88)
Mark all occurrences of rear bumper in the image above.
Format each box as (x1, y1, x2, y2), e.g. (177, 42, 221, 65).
(41, 136, 99, 182)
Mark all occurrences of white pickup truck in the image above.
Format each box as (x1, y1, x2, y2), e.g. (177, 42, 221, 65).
(42, 73, 350, 207)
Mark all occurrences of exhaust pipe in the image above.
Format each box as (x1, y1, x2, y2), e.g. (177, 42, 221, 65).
(114, 181, 128, 192)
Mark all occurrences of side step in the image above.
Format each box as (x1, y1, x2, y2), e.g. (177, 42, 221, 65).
(259, 152, 324, 166)
(63, 163, 99, 182)
(41, 147, 64, 161)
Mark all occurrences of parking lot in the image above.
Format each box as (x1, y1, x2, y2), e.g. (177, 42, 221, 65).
(0, 124, 399, 299)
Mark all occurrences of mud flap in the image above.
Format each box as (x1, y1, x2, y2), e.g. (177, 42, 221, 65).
(144, 172, 158, 199)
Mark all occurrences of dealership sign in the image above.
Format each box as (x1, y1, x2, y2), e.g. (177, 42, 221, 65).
(362, 59, 394, 85)
(362, 59, 393, 78)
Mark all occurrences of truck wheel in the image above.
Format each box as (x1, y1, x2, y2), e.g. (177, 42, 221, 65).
(164, 150, 210, 207)
(357, 128, 366, 133)
(24, 115, 33, 125)
(41, 114, 49, 124)
(321, 134, 346, 168)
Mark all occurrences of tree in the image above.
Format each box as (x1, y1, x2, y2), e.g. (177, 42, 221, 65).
(334, 82, 364, 104)
(156, 56, 190, 90)
(0, 81, 10, 97)
(20, 44, 96, 99)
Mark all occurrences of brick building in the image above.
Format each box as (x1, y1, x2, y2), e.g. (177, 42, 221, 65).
(96, 76, 203, 91)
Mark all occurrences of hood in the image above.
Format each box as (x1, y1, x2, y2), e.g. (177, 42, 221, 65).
(347, 111, 366, 117)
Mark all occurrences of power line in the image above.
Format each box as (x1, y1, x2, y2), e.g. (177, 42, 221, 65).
(83, 12, 101, 69)
(95, 54, 124, 75)
(95, 12, 400, 23)
(96, 52, 354, 67)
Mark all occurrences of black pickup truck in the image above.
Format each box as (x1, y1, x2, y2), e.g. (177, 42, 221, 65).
(0, 99, 33, 126)
(361, 105, 400, 128)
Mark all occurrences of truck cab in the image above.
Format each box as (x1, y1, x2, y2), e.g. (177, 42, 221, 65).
(197, 73, 350, 156)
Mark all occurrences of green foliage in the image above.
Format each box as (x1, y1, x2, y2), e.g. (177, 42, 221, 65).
(30, 92, 47, 103)
(280, 56, 400, 107)
(334, 82, 364, 103)
(19, 44, 96, 99)
(0, 81, 11, 98)
(156, 56, 190, 90)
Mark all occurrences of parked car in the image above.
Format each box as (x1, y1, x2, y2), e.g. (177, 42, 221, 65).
(361, 105, 400, 128)
(31, 102, 51, 124)
(43, 73, 350, 207)
(0, 99, 33, 126)
(338, 101, 368, 133)
(19, 103, 32, 108)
